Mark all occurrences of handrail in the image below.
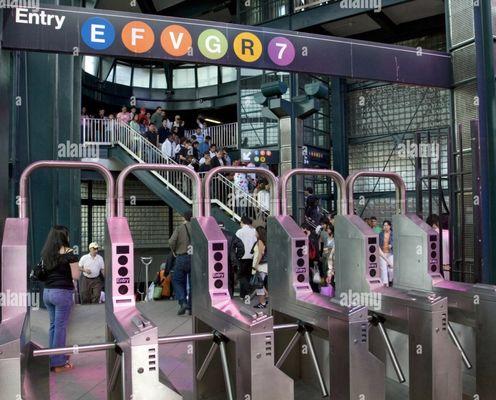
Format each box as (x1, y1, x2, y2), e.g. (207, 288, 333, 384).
(345, 171, 407, 215)
(82, 118, 264, 221)
(19, 160, 115, 218)
(184, 122, 238, 149)
(204, 167, 279, 217)
(280, 169, 347, 215)
(116, 164, 203, 217)
(216, 173, 270, 213)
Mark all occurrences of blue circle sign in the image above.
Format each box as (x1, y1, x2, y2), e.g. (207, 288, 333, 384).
(81, 17, 115, 50)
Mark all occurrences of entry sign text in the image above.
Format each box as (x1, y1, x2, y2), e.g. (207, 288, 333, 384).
(2, 5, 452, 87)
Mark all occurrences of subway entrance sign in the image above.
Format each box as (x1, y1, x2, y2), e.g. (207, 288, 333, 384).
(2, 5, 452, 87)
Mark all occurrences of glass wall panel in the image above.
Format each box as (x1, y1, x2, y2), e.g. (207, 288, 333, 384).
(221, 67, 238, 83)
(83, 56, 99, 76)
(114, 63, 131, 86)
(197, 66, 219, 87)
(133, 67, 150, 88)
(152, 68, 167, 89)
(173, 68, 196, 88)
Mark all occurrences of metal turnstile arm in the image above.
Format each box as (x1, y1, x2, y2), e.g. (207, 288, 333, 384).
(447, 322, 472, 369)
(196, 331, 234, 400)
(303, 330, 329, 397)
(370, 315, 406, 383)
(275, 324, 328, 397)
(196, 341, 219, 380)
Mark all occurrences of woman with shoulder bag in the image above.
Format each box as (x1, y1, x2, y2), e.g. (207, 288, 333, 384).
(251, 226, 268, 309)
(41, 226, 80, 372)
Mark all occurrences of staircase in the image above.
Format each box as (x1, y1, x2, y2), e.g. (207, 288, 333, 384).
(82, 118, 268, 226)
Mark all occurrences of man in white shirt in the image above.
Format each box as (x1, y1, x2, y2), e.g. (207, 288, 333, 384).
(79, 242, 105, 304)
(161, 134, 177, 159)
(235, 216, 258, 299)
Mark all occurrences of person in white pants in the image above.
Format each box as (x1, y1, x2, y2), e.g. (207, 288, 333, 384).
(378, 220, 394, 286)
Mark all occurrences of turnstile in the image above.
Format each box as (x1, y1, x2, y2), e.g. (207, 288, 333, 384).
(345, 171, 496, 399)
(0, 160, 115, 400)
(268, 168, 386, 399)
(106, 164, 196, 400)
(192, 166, 294, 400)
(335, 171, 463, 400)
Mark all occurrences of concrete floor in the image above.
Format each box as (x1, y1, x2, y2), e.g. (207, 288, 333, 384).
(31, 300, 194, 400)
(31, 300, 332, 400)
(30, 301, 435, 400)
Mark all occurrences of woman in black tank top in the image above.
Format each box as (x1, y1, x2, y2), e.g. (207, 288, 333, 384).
(41, 226, 81, 372)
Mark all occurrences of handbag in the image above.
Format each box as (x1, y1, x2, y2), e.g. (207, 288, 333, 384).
(312, 267, 322, 284)
(153, 284, 164, 300)
(30, 259, 48, 282)
(250, 271, 265, 289)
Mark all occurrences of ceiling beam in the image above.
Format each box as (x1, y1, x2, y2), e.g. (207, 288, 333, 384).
(136, 0, 158, 14)
(350, 14, 446, 44)
(261, 0, 413, 30)
(366, 10, 397, 35)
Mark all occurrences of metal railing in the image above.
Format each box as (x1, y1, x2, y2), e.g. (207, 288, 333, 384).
(208, 173, 270, 223)
(184, 122, 239, 149)
(82, 118, 265, 222)
(82, 117, 192, 204)
(294, 0, 338, 12)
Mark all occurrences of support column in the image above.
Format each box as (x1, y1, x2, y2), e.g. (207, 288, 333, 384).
(474, 0, 496, 284)
(0, 10, 11, 241)
(7, 0, 83, 266)
(331, 77, 349, 177)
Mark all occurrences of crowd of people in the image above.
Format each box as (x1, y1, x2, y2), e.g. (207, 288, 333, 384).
(82, 105, 272, 211)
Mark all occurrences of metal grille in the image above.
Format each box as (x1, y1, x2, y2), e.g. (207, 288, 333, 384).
(239, 0, 290, 25)
(448, 0, 475, 47)
(452, 43, 477, 84)
(81, 181, 183, 249)
(347, 84, 451, 138)
(453, 82, 478, 150)
(124, 206, 169, 248)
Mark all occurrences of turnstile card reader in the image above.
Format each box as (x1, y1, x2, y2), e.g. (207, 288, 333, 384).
(268, 214, 386, 400)
(191, 215, 294, 400)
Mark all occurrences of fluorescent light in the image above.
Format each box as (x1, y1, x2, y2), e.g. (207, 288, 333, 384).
(205, 118, 222, 124)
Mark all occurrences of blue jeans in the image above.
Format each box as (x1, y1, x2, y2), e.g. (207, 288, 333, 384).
(173, 255, 191, 310)
(43, 288, 74, 367)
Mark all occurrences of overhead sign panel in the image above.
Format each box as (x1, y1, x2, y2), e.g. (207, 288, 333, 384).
(2, 5, 453, 87)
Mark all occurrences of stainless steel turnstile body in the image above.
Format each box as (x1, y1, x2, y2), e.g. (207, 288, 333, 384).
(334, 213, 462, 400)
(268, 214, 386, 400)
(191, 216, 293, 400)
(106, 164, 202, 400)
(0, 160, 117, 400)
(0, 218, 49, 400)
(105, 216, 181, 400)
(192, 166, 293, 400)
(393, 212, 496, 399)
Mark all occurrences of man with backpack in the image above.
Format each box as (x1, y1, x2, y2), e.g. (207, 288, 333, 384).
(169, 211, 192, 315)
(219, 223, 245, 296)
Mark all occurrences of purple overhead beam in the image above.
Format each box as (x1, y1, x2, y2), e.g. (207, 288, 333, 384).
(1, 5, 452, 88)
